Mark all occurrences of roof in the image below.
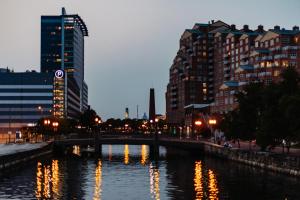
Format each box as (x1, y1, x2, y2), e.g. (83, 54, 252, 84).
(235, 65, 254, 73)
(184, 104, 210, 109)
(270, 29, 300, 35)
(194, 23, 209, 27)
(219, 81, 239, 90)
(66, 14, 88, 36)
(185, 29, 203, 35)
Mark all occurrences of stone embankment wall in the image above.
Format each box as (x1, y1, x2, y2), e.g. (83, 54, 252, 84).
(203, 142, 300, 176)
(0, 143, 52, 172)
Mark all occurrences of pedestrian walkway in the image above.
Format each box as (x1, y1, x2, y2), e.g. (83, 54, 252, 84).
(0, 143, 48, 156)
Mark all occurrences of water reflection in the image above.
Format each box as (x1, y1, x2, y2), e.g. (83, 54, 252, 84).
(35, 162, 42, 198)
(149, 163, 160, 200)
(1, 145, 299, 200)
(108, 145, 112, 161)
(194, 161, 203, 199)
(35, 161, 60, 199)
(124, 144, 130, 164)
(93, 160, 102, 200)
(141, 145, 148, 165)
(208, 169, 219, 200)
(51, 160, 60, 196)
(73, 145, 81, 156)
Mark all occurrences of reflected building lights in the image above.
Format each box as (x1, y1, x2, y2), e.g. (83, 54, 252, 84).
(208, 169, 219, 200)
(140, 145, 148, 165)
(73, 145, 81, 156)
(194, 161, 203, 200)
(149, 163, 160, 200)
(124, 145, 130, 165)
(43, 165, 51, 198)
(36, 162, 43, 198)
(93, 160, 102, 200)
(51, 160, 60, 196)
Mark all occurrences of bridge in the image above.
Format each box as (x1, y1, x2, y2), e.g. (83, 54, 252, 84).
(52, 134, 219, 155)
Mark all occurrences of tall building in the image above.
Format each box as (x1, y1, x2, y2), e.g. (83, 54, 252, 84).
(165, 20, 229, 127)
(149, 88, 156, 122)
(0, 69, 53, 134)
(166, 21, 300, 130)
(41, 7, 89, 118)
(212, 25, 300, 114)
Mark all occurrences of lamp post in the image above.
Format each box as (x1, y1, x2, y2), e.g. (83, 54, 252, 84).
(194, 120, 202, 140)
(43, 119, 51, 141)
(52, 121, 59, 140)
(208, 119, 217, 143)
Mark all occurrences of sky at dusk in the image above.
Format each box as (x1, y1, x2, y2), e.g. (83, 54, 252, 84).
(0, 0, 300, 119)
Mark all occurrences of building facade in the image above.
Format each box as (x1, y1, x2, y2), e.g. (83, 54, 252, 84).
(0, 69, 53, 134)
(41, 7, 89, 118)
(165, 20, 229, 128)
(166, 21, 300, 129)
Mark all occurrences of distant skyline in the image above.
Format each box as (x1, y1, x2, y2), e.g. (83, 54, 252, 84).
(0, 0, 300, 119)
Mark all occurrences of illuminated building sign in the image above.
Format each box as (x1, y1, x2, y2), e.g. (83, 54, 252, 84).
(55, 70, 64, 79)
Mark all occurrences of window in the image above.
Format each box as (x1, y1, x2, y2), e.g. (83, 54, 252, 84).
(270, 39, 274, 46)
(255, 41, 259, 47)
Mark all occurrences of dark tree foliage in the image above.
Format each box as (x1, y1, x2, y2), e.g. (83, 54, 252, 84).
(221, 67, 300, 151)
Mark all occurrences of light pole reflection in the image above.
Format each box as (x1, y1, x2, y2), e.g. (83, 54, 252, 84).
(149, 163, 160, 200)
(141, 145, 148, 165)
(208, 169, 219, 200)
(93, 160, 102, 200)
(124, 145, 130, 165)
(108, 145, 112, 161)
(51, 160, 60, 196)
(194, 161, 203, 199)
(36, 162, 43, 198)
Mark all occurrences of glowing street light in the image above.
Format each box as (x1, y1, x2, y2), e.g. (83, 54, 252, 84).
(208, 119, 217, 125)
(44, 119, 51, 125)
(194, 120, 202, 126)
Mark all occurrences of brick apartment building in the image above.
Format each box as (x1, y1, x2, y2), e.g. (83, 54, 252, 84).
(166, 20, 300, 131)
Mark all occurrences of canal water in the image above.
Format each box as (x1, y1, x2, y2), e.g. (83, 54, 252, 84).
(0, 145, 299, 200)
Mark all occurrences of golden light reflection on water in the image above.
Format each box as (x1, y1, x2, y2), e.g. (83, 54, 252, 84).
(35, 160, 61, 199)
(51, 160, 59, 196)
(35, 162, 42, 198)
(43, 165, 51, 198)
(73, 145, 81, 156)
(93, 160, 102, 200)
(208, 169, 219, 200)
(140, 145, 148, 165)
(124, 145, 130, 164)
(194, 161, 203, 199)
(149, 163, 160, 200)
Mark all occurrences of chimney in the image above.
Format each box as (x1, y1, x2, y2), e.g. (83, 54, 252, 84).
(274, 25, 280, 30)
(211, 20, 215, 24)
(293, 26, 299, 31)
(230, 24, 236, 30)
(257, 25, 264, 33)
(243, 25, 249, 31)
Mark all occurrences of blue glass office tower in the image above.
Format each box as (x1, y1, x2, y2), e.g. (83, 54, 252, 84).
(41, 8, 88, 118)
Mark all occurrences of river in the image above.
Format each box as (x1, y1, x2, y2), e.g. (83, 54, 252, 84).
(0, 145, 299, 200)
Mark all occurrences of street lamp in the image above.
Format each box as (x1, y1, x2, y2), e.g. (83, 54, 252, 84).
(208, 119, 217, 143)
(194, 120, 202, 140)
(52, 121, 59, 140)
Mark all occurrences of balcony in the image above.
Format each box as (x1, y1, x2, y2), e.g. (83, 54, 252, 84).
(223, 60, 230, 65)
(274, 54, 288, 59)
(261, 56, 273, 61)
(282, 46, 298, 51)
(240, 60, 249, 65)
